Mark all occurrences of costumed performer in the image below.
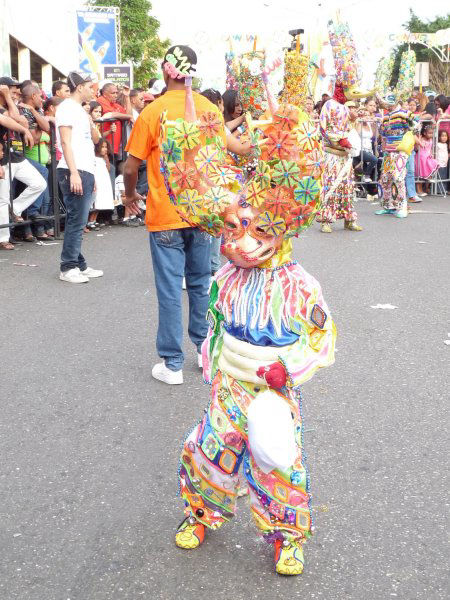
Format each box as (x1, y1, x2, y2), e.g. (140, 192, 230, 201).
(317, 19, 374, 233)
(158, 63, 336, 575)
(376, 50, 418, 218)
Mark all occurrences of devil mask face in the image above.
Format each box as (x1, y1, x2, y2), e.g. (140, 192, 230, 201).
(221, 197, 284, 268)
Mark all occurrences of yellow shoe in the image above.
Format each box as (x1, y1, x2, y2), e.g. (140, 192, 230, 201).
(274, 539, 305, 575)
(175, 517, 205, 549)
(344, 220, 363, 231)
(321, 223, 332, 233)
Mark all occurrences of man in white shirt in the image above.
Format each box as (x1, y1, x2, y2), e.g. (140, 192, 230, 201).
(56, 71, 102, 283)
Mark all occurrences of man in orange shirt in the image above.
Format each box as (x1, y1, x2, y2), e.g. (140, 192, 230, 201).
(124, 45, 226, 385)
(97, 83, 132, 157)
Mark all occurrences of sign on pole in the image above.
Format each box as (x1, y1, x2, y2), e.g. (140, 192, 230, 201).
(414, 62, 429, 87)
(103, 64, 133, 89)
(77, 7, 120, 80)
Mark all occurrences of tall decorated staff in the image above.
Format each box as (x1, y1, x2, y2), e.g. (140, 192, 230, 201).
(375, 50, 418, 219)
(161, 57, 335, 576)
(280, 33, 309, 110)
(395, 49, 416, 102)
(317, 18, 375, 233)
(375, 52, 395, 99)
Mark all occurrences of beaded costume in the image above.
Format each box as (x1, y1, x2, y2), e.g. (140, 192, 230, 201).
(160, 52, 335, 576)
(317, 20, 373, 230)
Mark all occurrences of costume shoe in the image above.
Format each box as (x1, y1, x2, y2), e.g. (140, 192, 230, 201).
(274, 539, 305, 575)
(175, 517, 205, 549)
(344, 220, 363, 231)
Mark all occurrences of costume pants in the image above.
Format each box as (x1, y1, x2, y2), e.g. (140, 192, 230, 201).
(380, 152, 408, 210)
(149, 228, 211, 371)
(318, 152, 356, 223)
(179, 370, 312, 543)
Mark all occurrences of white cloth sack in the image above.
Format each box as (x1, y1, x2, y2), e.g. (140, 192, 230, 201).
(247, 390, 297, 474)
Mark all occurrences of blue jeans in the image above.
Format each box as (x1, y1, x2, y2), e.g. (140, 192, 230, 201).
(405, 151, 416, 199)
(149, 228, 211, 371)
(58, 169, 95, 272)
(210, 236, 221, 274)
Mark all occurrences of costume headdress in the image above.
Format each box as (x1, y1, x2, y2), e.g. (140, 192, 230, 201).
(395, 49, 416, 101)
(328, 19, 374, 100)
(159, 59, 323, 249)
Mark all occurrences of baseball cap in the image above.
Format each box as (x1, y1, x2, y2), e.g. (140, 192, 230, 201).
(67, 71, 93, 90)
(0, 76, 19, 86)
(149, 80, 165, 95)
(345, 101, 358, 108)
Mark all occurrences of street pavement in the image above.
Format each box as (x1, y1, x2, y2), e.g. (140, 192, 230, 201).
(0, 196, 449, 600)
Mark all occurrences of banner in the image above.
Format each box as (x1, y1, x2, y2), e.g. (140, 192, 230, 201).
(103, 64, 133, 88)
(77, 7, 119, 79)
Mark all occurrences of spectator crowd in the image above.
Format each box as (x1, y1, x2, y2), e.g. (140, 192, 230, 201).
(0, 71, 449, 254)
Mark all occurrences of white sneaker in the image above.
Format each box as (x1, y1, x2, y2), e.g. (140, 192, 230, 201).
(81, 266, 104, 278)
(59, 268, 89, 284)
(182, 277, 186, 290)
(197, 353, 203, 369)
(151, 362, 183, 385)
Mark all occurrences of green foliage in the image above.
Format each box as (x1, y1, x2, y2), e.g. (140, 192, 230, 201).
(90, 0, 170, 87)
(390, 10, 450, 88)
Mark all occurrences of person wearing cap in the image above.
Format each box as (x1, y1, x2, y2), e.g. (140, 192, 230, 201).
(56, 70, 103, 283)
(148, 79, 166, 98)
(0, 77, 28, 128)
(123, 45, 226, 385)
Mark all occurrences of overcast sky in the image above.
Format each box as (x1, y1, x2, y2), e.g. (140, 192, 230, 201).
(149, 0, 447, 88)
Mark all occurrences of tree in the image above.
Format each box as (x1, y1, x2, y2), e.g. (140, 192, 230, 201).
(391, 10, 450, 94)
(90, 0, 170, 87)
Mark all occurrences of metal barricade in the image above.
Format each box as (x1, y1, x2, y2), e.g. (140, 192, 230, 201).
(413, 117, 449, 197)
(0, 121, 62, 240)
(95, 116, 130, 167)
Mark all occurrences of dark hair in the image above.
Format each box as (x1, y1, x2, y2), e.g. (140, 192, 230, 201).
(130, 88, 143, 99)
(201, 88, 222, 107)
(148, 77, 157, 89)
(438, 129, 449, 149)
(420, 122, 433, 136)
(89, 101, 102, 115)
(424, 101, 437, 116)
(51, 80, 67, 96)
(222, 89, 240, 122)
(43, 96, 63, 112)
(435, 94, 449, 112)
(95, 137, 113, 157)
(19, 79, 32, 93)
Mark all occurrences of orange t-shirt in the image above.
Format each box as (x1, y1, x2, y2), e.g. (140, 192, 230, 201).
(126, 90, 226, 232)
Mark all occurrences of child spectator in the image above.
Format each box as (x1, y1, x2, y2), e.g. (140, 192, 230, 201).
(415, 123, 439, 196)
(87, 137, 114, 230)
(436, 130, 449, 192)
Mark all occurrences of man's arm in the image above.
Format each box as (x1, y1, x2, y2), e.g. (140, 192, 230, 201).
(121, 86, 133, 119)
(25, 105, 50, 133)
(0, 112, 34, 147)
(123, 154, 144, 215)
(59, 125, 83, 195)
(102, 111, 132, 121)
(0, 85, 28, 126)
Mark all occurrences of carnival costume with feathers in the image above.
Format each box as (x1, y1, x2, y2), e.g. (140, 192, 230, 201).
(161, 48, 336, 576)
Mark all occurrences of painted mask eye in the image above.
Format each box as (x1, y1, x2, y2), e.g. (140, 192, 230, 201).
(225, 221, 237, 230)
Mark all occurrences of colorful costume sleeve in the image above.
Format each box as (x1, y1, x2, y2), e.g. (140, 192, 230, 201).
(277, 271, 336, 388)
(320, 100, 348, 144)
(202, 277, 225, 384)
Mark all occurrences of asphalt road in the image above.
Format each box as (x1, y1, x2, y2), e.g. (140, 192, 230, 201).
(0, 196, 449, 600)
